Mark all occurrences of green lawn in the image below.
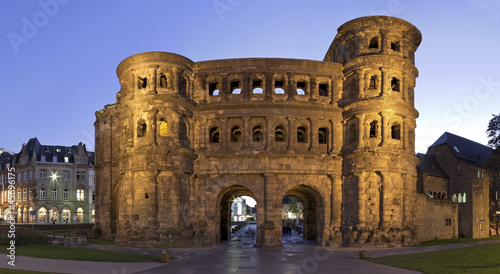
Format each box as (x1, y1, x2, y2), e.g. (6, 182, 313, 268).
(0, 244, 160, 263)
(416, 235, 500, 246)
(367, 242, 500, 273)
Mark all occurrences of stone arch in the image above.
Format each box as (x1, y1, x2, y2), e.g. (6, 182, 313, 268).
(280, 184, 326, 243)
(210, 176, 264, 245)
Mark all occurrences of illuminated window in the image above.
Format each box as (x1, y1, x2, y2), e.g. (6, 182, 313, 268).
(17, 190, 21, 201)
(159, 120, 168, 136)
(77, 207, 84, 223)
(38, 207, 47, 222)
(64, 156, 69, 163)
(77, 189, 85, 201)
(29, 189, 33, 200)
(23, 190, 27, 201)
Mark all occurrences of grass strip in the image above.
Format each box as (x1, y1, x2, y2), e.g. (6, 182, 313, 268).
(367, 242, 500, 273)
(0, 245, 160, 262)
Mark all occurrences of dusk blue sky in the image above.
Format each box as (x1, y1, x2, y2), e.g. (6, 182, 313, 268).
(1, 0, 500, 154)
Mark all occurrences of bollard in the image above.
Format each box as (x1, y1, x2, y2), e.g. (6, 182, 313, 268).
(161, 250, 170, 263)
(359, 250, 366, 259)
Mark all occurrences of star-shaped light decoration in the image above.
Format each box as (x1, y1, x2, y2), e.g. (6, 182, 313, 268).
(50, 171, 58, 188)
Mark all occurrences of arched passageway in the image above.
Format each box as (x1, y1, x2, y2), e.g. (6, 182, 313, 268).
(218, 185, 258, 243)
(282, 185, 324, 243)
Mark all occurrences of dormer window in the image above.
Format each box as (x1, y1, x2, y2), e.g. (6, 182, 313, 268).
(53, 156, 57, 162)
(41, 155, 46, 162)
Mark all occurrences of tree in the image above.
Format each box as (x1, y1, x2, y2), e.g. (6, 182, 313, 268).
(487, 113, 500, 149)
(486, 113, 500, 169)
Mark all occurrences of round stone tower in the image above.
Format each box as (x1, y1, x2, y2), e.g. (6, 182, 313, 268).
(325, 16, 422, 245)
(98, 52, 197, 246)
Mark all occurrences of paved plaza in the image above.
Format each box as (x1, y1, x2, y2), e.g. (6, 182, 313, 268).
(1, 224, 496, 273)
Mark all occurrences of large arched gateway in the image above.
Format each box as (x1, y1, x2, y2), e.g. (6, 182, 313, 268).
(94, 16, 438, 248)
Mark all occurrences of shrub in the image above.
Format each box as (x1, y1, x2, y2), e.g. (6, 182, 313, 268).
(0, 226, 49, 245)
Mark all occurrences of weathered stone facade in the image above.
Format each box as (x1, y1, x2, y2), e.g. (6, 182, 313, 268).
(95, 16, 428, 247)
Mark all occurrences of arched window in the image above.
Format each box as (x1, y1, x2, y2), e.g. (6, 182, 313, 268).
(210, 127, 220, 143)
(179, 78, 187, 96)
(369, 121, 378, 138)
(318, 128, 328, 144)
(369, 75, 378, 90)
(275, 125, 285, 142)
(274, 80, 285, 94)
(138, 76, 147, 89)
(231, 81, 241, 94)
(391, 77, 400, 92)
(252, 80, 263, 94)
(62, 208, 71, 223)
(318, 84, 328, 97)
(452, 193, 457, 202)
(442, 192, 447, 200)
(38, 207, 47, 223)
(159, 74, 167, 88)
(137, 120, 147, 138)
(50, 207, 59, 222)
(253, 126, 264, 142)
(159, 120, 168, 137)
(76, 207, 84, 223)
(462, 193, 466, 203)
(391, 41, 400, 51)
(368, 37, 379, 49)
(391, 123, 401, 140)
(296, 82, 306, 95)
(458, 193, 462, 203)
(209, 82, 219, 96)
(297, 126, 307, 143)
(437, 192, 442, 199)
(231, 126, 242, 142)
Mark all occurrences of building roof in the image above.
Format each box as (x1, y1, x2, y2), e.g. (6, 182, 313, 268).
(430, 132, 492, 167)
(13, 138, 95, 166)
(416, 153, 449, 178)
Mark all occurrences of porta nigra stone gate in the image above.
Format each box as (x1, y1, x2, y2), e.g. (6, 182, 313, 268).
(95, 16, 424, 248)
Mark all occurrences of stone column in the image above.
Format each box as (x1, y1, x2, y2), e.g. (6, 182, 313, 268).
(242, 116, 250, 150)
(381, 30, 390, 54)
(220, 118, 228, 150)
(287, 117, 296, 150)
(221, 73, 228, 101)
(265, 72, 273, 101)
(356, 172, 365, 227)
(309, 118, 317, 152)
(310, 77, 318, 101)
(357, 69, 365, 99)
(356, 114, 364, 149)
(242, 73, 250, 100)
(265, 116, 273, 151)
(172, 67, 179, 93)
(287, 73, 295, 101)
(332, 76, 342, 104)
(257, 173, 282, 248)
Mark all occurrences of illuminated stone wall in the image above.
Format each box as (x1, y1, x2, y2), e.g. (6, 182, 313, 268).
(95, 16, 453, 247)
